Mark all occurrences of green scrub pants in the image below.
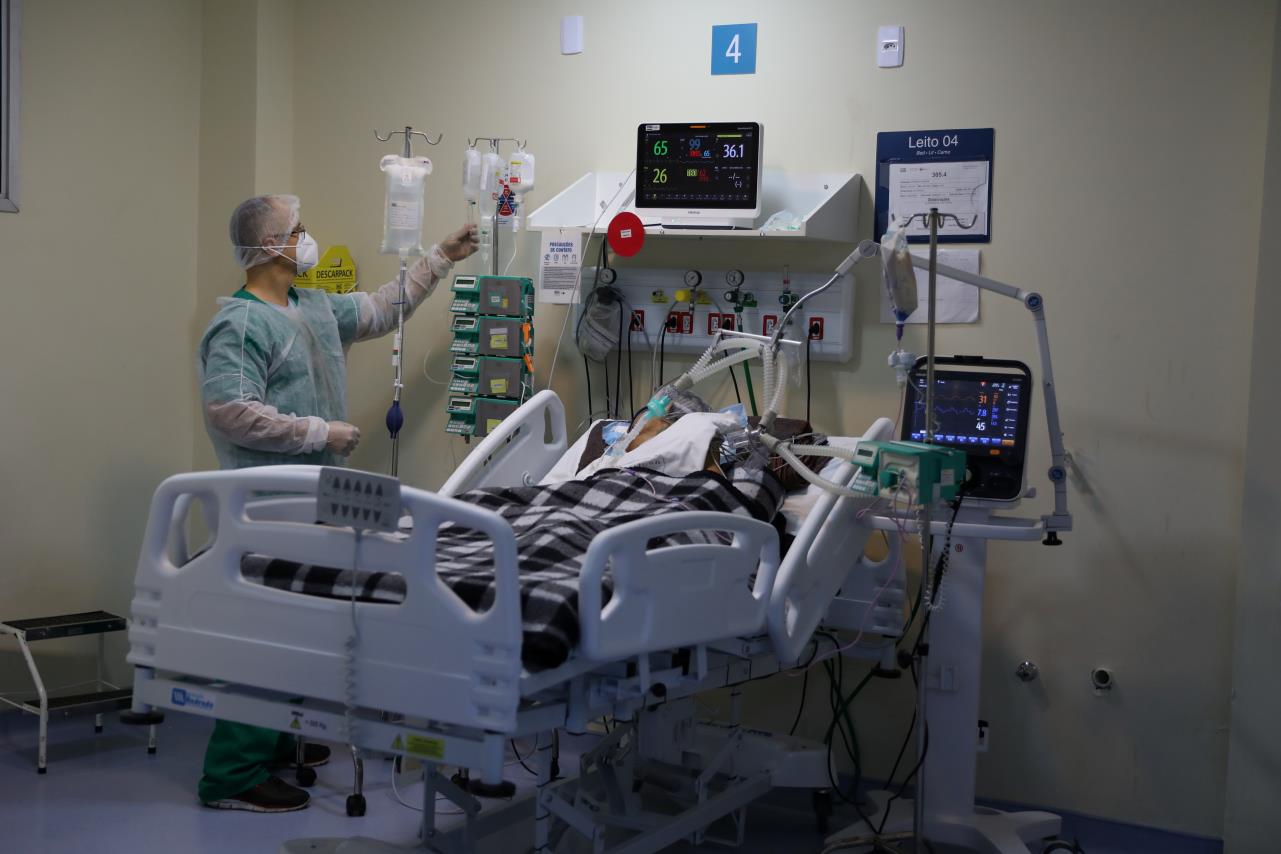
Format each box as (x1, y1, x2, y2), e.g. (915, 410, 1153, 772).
(198, 720, 296, 802)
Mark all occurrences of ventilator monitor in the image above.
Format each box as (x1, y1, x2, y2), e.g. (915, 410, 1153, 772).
(901, 357, 1032, 502)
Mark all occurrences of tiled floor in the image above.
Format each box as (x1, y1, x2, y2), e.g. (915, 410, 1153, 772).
(0, 708, 1222, 854)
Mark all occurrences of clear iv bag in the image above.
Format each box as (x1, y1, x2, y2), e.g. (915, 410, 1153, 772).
(462, 148, 482, 203)
(507, 150, 535, 195)
(477, 151, 502, 266)
(379, 154, 433, 256)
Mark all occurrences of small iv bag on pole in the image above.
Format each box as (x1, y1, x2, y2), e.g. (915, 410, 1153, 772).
(462, 146, 482, 227)
(477, 149, 502, 268)
(505, 147, 536, 229)
(379, 154, 433, 257)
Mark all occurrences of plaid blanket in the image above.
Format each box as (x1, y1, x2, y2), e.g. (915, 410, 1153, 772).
(241, 463, 784, 671)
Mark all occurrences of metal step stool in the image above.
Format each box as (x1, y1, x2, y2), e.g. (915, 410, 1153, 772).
(0, 610, 156, 772)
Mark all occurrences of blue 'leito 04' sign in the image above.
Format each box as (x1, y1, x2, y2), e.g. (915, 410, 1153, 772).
(712, 23, 757, 75)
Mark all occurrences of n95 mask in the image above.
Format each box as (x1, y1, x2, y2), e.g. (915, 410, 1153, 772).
(290, 232, 319, 273)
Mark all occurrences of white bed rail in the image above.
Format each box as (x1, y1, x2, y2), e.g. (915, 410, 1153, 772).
(768, 417, 896, 663)
(440, 390, 568, 495)
(128, 466, 525, 732)
(577, 512, 780, 661)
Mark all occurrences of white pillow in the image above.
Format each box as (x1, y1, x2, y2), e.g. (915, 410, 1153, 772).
(539, 419, 605, 485)
(540, 412, 738, 485)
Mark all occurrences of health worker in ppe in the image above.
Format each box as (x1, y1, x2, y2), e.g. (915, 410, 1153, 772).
(194, 193, 477, 813)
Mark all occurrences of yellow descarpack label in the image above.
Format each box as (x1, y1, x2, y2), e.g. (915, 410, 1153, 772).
(392, 733, 445, 760)
(489, 378, 509, 395)
(486, 418, 503, 433)
(294, 245, 358, 294)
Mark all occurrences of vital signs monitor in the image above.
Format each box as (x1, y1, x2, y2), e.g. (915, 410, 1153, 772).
(635, 122, 763, 228)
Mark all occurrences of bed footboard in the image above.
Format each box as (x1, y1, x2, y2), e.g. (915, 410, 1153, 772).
(439, 390, 568, 495)
(127, 465, 524, 732)
(577, 512, 780, 661)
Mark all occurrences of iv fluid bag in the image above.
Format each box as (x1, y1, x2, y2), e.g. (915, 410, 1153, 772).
(462, 148, 482, 203)
(507, 150, 536, 195)
(478, 151, 502, 218)
(880, 218, 918, 320)
(379, 154, 433, 256)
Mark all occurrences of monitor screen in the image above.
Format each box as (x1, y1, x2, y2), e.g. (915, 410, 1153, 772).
(905, 374, 1026, 461)
(636, 122, 761, 211)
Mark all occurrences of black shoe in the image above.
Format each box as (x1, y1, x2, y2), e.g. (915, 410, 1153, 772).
(300, 744, 330, 768)
(270, 743, 331, 770)
(203, 776, 310, 813)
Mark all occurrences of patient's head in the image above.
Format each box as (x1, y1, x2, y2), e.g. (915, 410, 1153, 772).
(627, 387, 713, 450)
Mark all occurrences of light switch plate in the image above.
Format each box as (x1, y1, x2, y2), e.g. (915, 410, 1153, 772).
(561, 16, 584, 55)
(877, 25, 904, 68)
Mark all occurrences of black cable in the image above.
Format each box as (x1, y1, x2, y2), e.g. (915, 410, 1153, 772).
(729, 365, 742, 404)
(658, 313, 670, 387)
(869, 501, 963, 839)
(881, 540, 955, 837)
(805, 333, 813, 424)
(787, 668, 809, 736)
(583, 355, 593, 422)
(821, 660, 877, 830)
(510, 738, 536, 776)
(878, 723, 930, 835)
(785, 638, 825, 738)
(627, 322, 635, 418)
(929, 495, 965, 604)
(602, 346, 611, 421)
(614, 299, 624, 418)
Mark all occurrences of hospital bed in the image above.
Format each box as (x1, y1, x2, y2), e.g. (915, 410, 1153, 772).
(124, 389, 898, 853)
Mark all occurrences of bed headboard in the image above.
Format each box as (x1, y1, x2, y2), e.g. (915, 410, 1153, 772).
(439, 390, 569, 496)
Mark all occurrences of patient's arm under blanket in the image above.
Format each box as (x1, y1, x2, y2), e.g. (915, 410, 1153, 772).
(241, 463, 784, 671)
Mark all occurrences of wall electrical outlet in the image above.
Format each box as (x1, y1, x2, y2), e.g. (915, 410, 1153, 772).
(877, 25, 904, 68)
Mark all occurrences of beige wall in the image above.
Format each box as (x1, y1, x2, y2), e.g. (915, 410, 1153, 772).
(1224, 4, 1281, 850)
(0, 0, 1275, 839)
(290, 1, 1274, 835)
(191, 0, 297, 472)
(0, 0, 203, 689)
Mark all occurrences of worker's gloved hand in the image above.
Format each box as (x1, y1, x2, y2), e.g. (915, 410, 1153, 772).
(440, 224, 479, 262)
(325, 421, 361, 455)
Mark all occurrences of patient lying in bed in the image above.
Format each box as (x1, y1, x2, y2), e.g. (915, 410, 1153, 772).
(241, 393, 808, 671)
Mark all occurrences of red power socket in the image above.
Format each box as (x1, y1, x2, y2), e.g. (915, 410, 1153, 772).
(721, 314, 737, 331)
(762, 315, 779, 336)
(678, 312, 694, 334)
(707, 314, 723, 335)
(808, 316, 825, 340)
(631, 309, 645, 331)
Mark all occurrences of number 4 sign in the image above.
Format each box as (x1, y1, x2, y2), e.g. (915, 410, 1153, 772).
(711, 23, 757, 75)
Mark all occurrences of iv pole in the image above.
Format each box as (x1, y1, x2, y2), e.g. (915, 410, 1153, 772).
(373, 126, 442, 477)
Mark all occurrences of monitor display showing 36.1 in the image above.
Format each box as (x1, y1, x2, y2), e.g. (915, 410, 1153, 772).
(636, 122, 761, 211)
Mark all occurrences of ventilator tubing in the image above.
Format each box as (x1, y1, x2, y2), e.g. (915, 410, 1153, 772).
(763, 434, 875, 501)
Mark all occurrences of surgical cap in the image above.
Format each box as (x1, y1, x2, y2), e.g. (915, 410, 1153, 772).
(229, 194, 301, 270)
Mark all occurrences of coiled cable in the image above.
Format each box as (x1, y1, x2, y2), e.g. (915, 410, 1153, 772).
(344, 530, 363, 754)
